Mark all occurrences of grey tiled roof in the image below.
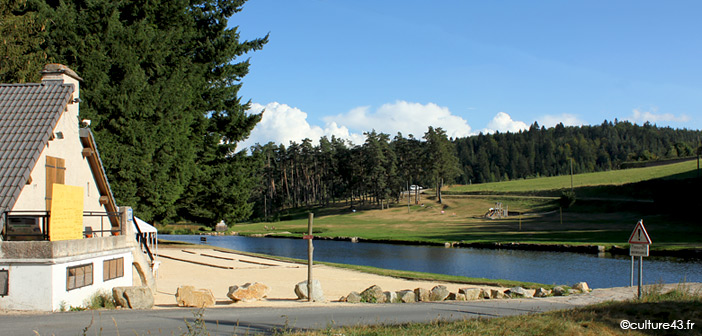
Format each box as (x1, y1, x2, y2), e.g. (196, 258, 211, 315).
(0, 81, 74, 214)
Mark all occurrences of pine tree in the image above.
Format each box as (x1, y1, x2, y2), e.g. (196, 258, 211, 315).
(0, 0, 46, 83)
(36, 0, 267, 224)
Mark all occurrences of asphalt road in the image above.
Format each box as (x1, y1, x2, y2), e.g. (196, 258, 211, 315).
(2, 299, 575, 335)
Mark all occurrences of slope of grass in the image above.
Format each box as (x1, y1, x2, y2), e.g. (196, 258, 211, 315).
(447, 160, 698, 194)
(224, 160, 702, 250)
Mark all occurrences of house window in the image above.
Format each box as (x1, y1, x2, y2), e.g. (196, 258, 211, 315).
(0, 269, 8, 296)
(103, 257, 124, 281)
(45, 156, 66, 209)
(66, 264, 93, 291)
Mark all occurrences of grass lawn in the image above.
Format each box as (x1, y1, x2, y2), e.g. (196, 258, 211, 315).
(447, 160, 698, 194)
(189, 160, 702, 251)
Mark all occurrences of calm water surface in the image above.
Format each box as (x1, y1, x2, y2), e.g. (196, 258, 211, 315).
(161, 234, 702, 288)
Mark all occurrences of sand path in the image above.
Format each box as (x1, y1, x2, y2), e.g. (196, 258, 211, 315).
(153, 247, 701, 309)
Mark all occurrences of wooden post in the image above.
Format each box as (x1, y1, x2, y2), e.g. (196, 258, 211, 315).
(570, 158, 574, 192)
(407, 181, 410, 213)
(519, 212, 522, 231)
(307, 212, 314, 302)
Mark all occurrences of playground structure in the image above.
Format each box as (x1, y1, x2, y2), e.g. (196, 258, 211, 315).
(485, 202, 508, 219)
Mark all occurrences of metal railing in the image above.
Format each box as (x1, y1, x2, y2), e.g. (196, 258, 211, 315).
(83, 211, 122, 237)
(1, 211, 121, 241)
(133, 223, 155, 262)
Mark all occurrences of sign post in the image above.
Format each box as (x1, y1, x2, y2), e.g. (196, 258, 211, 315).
(628, 219, 652, 299)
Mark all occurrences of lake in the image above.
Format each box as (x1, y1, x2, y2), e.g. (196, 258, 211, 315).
(161, 234, 702, 288)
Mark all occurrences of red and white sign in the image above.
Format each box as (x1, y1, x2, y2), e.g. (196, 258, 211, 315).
(628, 220, 652, 245)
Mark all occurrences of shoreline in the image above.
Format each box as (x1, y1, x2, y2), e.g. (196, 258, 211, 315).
(194, 232, 702, 260)
(152, 246, 702, 310)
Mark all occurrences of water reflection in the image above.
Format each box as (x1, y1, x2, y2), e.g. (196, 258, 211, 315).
(162, 234, 702, 288)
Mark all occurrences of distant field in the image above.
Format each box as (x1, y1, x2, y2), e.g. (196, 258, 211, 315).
(447, 160, 698, 193)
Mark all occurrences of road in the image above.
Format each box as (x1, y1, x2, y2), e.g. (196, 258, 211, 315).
(4, 299, 575, 335)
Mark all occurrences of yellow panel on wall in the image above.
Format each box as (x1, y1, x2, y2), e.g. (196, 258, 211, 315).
(49, 184, 84, 241)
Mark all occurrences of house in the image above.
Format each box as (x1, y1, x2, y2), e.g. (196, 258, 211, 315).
(0, 64, 155, 311)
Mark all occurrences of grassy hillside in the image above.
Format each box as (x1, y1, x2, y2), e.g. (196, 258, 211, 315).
(447, 159, 698, 195)
(223, 160, 702, 250)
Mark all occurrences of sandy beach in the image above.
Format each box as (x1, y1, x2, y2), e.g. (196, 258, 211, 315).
(154, 247, 701, 309)
(155, 247, 506, 308)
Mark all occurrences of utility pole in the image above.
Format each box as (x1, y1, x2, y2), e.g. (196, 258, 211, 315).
(697, 141, 701, 178)
(407, 180, 410, 213)
(570, 158, 574, 192)
(307, 212, 314, 302)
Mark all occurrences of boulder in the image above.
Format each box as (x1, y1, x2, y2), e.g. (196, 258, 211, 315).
(573, 282, 590, 292)
(459, 288, 482, 301)
(553, 286, 567, 296)
(384, 291, 397, 303)
(506, 286, 529, 298)
(346, 291, 362, 303)
(414, 288, 431, 302)
(447, 292, 466, 301)
(294, 280, 325, 302)
(490, 289, 505, 299)
(113, 287, 129, 308)
(429, 285, 450, 301)
(397, 290, 416, 303)
(227, 282, 270, 302)
(112, 286, 154, 309)
(534, 288, 552, 297)
(176, 286, 215, 307)
(360, 285, 385, 303)
(479, 289, 491, 299)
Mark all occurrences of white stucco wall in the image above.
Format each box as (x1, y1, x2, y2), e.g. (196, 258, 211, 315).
(49, 251, 133, 310)
(0, 250, 133, 311)
(0, 264, 52, 310)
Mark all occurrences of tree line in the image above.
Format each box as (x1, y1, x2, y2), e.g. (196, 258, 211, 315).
(248, 121, 701, 221)
(2, 0, 267, 225)
(249, 127, 459, 220)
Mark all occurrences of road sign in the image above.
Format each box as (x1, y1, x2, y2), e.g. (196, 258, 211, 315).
(628, 220, 652, 244)
(628, 219, 652, 299)
(630, 244, 649, 257)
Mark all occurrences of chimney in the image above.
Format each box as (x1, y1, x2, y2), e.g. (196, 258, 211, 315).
(41, 64, 82, 121)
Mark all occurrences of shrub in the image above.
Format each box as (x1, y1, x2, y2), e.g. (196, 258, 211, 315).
(86, 290, 116, 309)
(559, 191, 576, 209)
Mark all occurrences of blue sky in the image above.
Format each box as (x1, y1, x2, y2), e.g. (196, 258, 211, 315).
(232, 0, 702, 149)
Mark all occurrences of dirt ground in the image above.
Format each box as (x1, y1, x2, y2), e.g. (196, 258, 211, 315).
(153, 247, 702, 309)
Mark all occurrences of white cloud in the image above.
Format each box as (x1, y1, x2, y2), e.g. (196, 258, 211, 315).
(238, 100, 483, 151)
(323, 100, 473, 139)
(538, 113, 585, 128)
(484, 112, 529, 134)
(628, 108, 690, 124)
(237, 102, 363, 151)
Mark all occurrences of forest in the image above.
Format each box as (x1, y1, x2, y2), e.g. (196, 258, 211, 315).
(249, 121, 702, 221)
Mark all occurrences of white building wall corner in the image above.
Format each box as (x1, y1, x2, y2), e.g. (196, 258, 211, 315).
(0, 263, 53, 311)
(50, 251, 133, 311)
